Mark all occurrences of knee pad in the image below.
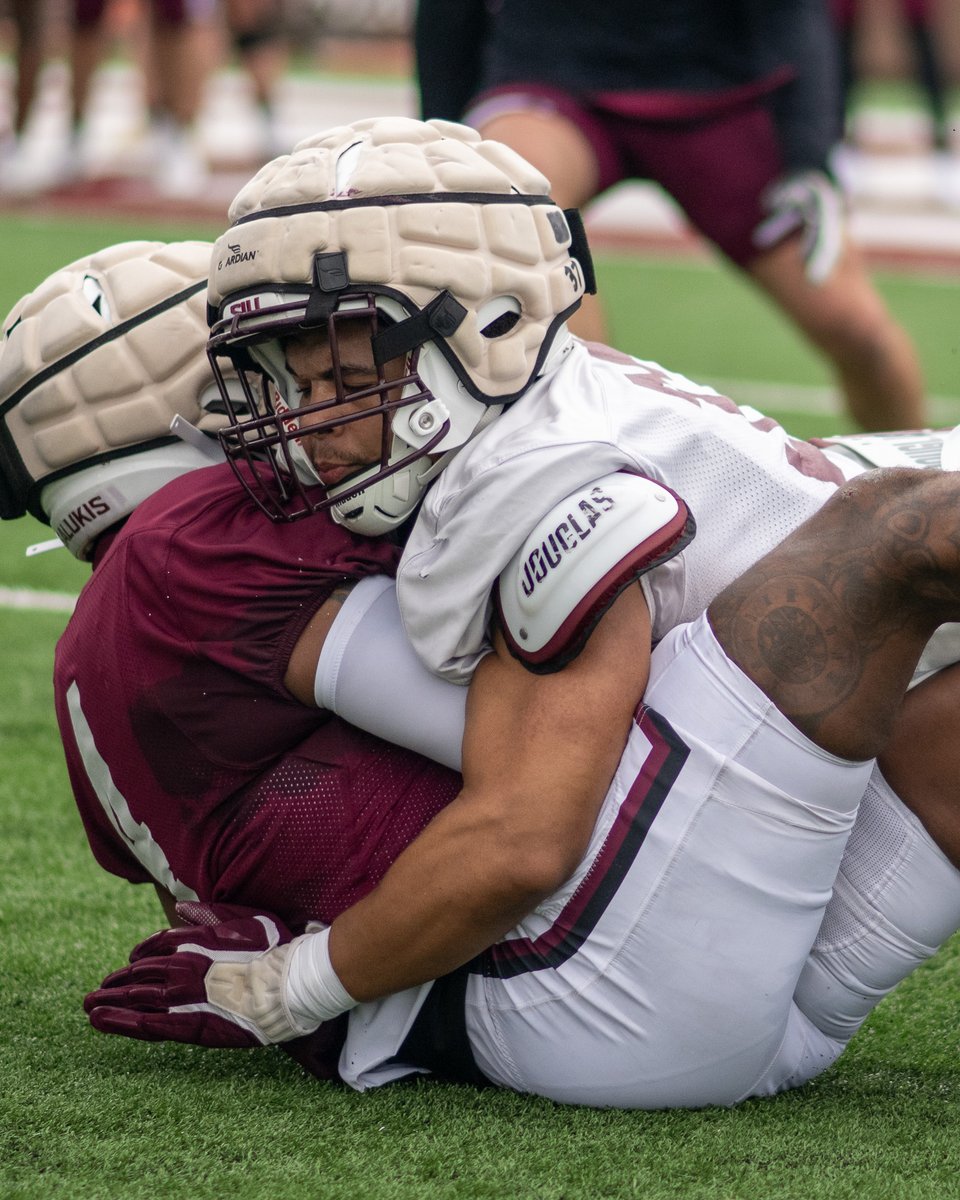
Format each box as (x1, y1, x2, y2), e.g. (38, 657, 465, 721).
(794, 769, 960, 1042)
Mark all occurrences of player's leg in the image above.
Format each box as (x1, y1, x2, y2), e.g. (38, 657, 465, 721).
(795, 762, 960, 1042)
(902, 0, 951, 152)
(747, 239, 926, 432)
(69, 0, 110, 131)
(147, 0, 216, 196)
(450, 612, 869, 1107)
(223, 0, 288, 159)
(8, 0, 44, 137)
(633, 102, 926, 432)
(149, 0, 212, 129)
(464, 86, 612, 342)
(880, 659, 960, 867)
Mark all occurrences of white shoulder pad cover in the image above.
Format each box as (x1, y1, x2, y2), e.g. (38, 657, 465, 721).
(495, 471, 694, 673)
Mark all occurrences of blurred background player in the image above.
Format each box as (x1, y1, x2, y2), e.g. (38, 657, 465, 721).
(223, 0, 289, 162)
(416, 0, 927, 433)
(0, 0, 218, 195)
(70, 0, 217, 196)
(831, 0, 959, 208)
(0, 0, 45, 178)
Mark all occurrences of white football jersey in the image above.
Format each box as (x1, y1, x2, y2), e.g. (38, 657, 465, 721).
(397, 340, 845, 681)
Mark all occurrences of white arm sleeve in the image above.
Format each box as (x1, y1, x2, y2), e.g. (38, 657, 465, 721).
(314, 575, 466, 771)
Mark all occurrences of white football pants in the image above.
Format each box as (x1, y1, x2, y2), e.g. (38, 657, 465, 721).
(341, 613, 873, 1106)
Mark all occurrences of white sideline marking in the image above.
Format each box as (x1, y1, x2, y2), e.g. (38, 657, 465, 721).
(711, 381, 960, 427)
(0, 586, 78, 613)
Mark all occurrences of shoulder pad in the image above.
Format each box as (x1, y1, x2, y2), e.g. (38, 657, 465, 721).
(824, 430, 947, 471)
(495, 471, 694, 673)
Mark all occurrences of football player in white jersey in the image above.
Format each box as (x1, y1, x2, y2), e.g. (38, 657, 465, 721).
(87, 119, 960, 1108)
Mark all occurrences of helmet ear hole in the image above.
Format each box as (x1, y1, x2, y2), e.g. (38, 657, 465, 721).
(481, 311, 521, 339)
(478, 297, 521, 340)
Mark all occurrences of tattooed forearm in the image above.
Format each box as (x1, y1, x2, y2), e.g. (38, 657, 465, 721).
(710, 573, 863, 722)
(708, 470, 960, 757)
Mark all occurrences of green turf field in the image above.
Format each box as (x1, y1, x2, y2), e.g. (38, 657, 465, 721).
(2, 212, 960, 1199)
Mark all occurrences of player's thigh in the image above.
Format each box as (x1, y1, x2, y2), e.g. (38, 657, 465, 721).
(746, 236, 899, 359)
(466, 89, 606, 208)
(468, 793, 846, 1107)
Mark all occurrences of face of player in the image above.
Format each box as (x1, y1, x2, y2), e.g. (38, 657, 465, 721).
(283, 320, 402, 489)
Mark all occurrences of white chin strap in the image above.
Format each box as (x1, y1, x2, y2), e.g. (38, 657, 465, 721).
(329, 404, 503, 536)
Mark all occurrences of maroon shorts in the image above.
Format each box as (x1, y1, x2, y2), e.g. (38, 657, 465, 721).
(466, 82, 787, 268)
(73, 0, 215, 28)
(831, 0, 932, 26)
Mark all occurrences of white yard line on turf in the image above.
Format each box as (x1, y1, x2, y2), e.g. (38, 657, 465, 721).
(712, 380, 960, 427)
(0, 586, 77, 613)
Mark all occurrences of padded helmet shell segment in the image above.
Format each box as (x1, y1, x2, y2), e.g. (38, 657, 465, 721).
(209, 117, 588, 405)
(0, 240, 229, 558)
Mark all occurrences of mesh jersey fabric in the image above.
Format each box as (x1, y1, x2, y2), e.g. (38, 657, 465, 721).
(54, 461, 460, 929)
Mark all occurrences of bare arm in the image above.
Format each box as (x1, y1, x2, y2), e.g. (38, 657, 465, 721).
(326, 582, 652, 1001)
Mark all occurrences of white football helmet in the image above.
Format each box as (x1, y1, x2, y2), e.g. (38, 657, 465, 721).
(206, 116, 595, 535)
(0, 240, 235, 559)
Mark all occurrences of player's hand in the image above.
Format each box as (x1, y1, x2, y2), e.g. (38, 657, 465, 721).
(754, 169, 844, 286)
(83, 902, 318, 1048)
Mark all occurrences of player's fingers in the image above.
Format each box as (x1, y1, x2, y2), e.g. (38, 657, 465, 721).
(87, 1005, 174, 1042)
(88, 1004, 258, 1048)
(84, 961, 207, 1011)
(83, 981, 188, 1013)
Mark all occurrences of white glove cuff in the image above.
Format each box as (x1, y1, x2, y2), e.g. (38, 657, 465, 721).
(283, 926, 359, 1028)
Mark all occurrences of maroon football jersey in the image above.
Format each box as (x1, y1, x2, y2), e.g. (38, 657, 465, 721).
(54, 463, 461, 930)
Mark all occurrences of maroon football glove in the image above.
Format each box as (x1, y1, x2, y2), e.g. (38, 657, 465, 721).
(84, 902, 312, 1048)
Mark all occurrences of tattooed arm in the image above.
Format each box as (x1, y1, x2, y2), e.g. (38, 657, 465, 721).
(709, 469, 960, 762)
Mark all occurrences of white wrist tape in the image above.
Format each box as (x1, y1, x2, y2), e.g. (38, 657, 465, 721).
(283, 926, 359, 1028)
(314, 574, 467, 770)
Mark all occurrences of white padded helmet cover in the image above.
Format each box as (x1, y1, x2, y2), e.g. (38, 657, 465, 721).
(0, 240, 224, 506)
(208, 118, 587, 401)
